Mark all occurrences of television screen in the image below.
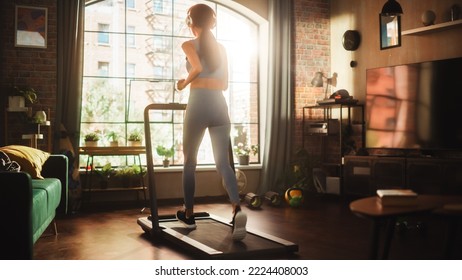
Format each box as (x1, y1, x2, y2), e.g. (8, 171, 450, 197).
(365, 57, 462, 150)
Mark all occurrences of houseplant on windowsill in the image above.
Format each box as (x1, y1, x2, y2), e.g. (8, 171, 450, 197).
(234, 143, 258, 165)
(96, 162, 113, 189)
(114, 164, 145, 188)
(106, 131, 120, 147)
(156, 145, 175, 167)
(84, 132, 100, 147)
(128, 130, 143, 146)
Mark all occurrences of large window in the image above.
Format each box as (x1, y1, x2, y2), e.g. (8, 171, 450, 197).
(81, 0, 261, 168)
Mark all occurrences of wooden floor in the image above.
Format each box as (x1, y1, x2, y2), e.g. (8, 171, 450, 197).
(34, 195, 461, 260)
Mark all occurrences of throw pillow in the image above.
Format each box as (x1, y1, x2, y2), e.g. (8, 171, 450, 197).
(0, 145, 50, 179)
(0, 151, 21, 172)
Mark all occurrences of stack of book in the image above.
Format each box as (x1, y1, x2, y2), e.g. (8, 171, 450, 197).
(376, 189, 418, 206)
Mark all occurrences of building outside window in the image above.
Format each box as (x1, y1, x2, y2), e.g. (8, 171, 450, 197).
(81, 0, 262, 168)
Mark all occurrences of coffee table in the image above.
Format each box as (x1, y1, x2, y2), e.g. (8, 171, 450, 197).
(350, 195, 462, 259)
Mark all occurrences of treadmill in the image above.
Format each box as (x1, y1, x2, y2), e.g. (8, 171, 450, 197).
(137, 103, 298, 259)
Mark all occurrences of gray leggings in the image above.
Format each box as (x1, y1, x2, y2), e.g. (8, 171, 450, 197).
(182, 88, 240, 209)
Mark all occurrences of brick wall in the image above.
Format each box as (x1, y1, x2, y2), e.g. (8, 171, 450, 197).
(0, 0, 57, 151)
(293, 0, 330, 156)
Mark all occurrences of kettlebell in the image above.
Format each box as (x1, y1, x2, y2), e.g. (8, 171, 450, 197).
(284, 187, 304, 207)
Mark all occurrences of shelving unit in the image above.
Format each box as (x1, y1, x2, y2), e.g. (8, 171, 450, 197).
(402, 18, 462, 35)
(79, 146, 147, 207)
(4, 107, 52, 152)
(302, 103, 365, 194)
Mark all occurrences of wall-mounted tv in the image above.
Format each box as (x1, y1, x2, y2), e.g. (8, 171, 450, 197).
(365, 56, 462, 151)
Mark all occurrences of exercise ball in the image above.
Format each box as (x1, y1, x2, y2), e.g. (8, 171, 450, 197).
(284, 187, 304, 207)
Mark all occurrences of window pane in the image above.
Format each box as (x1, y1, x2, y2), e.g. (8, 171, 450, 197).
(81, 78, 125, 123)
(84, 32, 126, 77)
(85, 0, 125, 33)
(82, 0, 261, 166)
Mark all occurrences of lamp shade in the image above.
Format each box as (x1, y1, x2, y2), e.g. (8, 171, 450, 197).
(381, 0, 403, 15)
(311, 72, 324, 87)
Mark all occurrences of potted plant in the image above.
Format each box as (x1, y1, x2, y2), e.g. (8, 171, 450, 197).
(114, 164, 145, 188)
(8, 86, 38, 109)
(156, 145, 175, 167)
(84, 132, 100, 147)
(96, 163, 113, 189)
(234, 143, 258, 165)
(128, 130, 143, 146)
(106, 131, 120, 147)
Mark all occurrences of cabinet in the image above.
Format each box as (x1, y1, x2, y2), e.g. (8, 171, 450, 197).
(344, 155, 462, 196)
(302, 103, 365, 193)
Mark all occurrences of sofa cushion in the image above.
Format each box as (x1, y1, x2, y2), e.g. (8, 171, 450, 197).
(32, 178, 62, 216)
(0, 145, 50, 179)
(31, 178, 62, 244)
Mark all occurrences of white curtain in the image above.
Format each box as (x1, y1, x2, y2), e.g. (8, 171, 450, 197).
(258, 0, 293, 194)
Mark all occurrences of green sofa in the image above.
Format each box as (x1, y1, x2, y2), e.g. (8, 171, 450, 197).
(0, 154, 68, 259)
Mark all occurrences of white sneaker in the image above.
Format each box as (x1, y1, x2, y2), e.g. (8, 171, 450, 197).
(232, 210, 247, 241)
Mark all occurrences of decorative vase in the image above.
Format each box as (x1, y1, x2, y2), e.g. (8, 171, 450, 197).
(238, 155, 249, 165)
(421, 10, 436, 26)
(451, 4, 460, 21)
(34, 110, 47, 124)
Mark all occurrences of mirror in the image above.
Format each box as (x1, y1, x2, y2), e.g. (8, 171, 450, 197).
(380, 14, 401, 49)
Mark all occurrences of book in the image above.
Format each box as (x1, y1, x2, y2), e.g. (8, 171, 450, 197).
(376, 189, 418, 206)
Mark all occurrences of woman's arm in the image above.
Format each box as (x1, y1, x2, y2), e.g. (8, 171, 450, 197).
(177, 41, 202, 91)
(220, 44, 229, 91)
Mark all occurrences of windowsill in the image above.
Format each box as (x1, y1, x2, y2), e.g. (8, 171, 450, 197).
(79, 164, 262, 174)
(152, 164, 263, 173)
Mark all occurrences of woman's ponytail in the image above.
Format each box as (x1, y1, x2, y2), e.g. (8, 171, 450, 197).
(188, 4, 221, 71)
(199, 29, 220, 71)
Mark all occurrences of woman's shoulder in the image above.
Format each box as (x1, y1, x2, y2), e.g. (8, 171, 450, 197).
(182, 39, 199, 51)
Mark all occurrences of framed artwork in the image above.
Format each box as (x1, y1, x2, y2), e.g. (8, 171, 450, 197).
(380, 14, 401, 50)
(15, 5, 48, 48)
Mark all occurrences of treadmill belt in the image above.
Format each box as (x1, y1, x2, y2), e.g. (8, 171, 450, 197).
(154, 214, 298, 259)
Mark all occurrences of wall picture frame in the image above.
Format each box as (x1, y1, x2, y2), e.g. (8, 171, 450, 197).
(380, 14, 401, 50)
(15, 5, 48, 48)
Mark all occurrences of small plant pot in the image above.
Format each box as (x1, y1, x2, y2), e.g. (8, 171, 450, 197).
(163, 159, 170, 168)
(85, 141, 98, 147)
(238, 155, 249, 165)
(128, 140, 142, 147)
(8, 96, 25, 108)
(109, 141, 118, 147)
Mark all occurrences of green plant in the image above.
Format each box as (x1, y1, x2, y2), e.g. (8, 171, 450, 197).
(281, 148, 321, 194)
(106, 131, 120, 142)
(128, 130, 142, 142)
(115, 164, 145, 177)
(96, 163, 113, 180)
(234, 143, 258, 156)
(10, 86, 38, 104)
(156, 145, 175, 160)
(84, 132, 100, 141)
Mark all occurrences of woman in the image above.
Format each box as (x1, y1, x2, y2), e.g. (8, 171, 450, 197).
(176, 3, 247, 241)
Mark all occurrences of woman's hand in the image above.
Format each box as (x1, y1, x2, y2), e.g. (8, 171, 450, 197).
(176, 79, 187, 91)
